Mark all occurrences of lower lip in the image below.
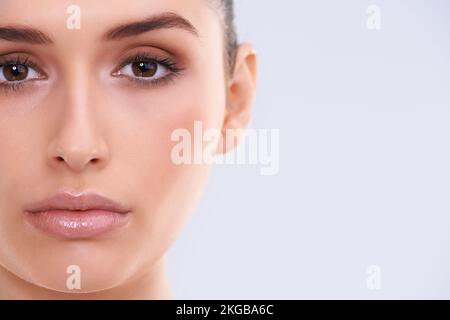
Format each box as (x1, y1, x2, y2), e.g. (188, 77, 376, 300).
(24, 209, 131, 239)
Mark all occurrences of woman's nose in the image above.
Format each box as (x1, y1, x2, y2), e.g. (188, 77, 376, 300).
(47, 117, 109, 172)
(50, 140, 107, 173)
(46, 77, 110, 173)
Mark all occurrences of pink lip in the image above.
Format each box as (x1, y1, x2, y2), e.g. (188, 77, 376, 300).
(23, 192, 131, 239)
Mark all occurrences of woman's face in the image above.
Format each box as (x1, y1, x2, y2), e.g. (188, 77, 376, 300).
(0, 0, 246, 294)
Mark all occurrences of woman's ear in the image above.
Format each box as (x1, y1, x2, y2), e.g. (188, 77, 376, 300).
(217, 42, 258, 155)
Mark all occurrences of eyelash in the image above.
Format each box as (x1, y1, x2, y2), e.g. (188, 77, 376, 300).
(0, 53, 185, 93)
(113, 52, 185, 88)
(0, 56, 46, 93)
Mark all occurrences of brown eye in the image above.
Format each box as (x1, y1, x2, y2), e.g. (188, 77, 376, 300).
(131, 61, 157, 78)
(2, 64, 29, 81)
(114, 58, 173, 83)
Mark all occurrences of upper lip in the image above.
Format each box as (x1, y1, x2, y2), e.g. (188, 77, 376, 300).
(24, 191, 131, 214)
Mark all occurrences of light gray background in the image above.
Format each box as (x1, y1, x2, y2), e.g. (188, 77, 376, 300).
(167, 0, 450, 299)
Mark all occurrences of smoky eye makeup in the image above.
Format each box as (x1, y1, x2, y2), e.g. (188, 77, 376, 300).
(111, 50, 186, 88)
(0, 47, 188, 94)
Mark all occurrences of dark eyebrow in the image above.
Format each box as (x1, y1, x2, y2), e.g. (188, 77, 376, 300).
(0, 26, 53, 44)
(103, 12, 199, 41)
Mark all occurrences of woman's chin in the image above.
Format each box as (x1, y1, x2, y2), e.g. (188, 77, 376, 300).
(1, 242, 143, 295)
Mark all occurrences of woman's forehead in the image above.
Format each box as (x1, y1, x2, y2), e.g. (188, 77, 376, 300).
(0, 0, 216, 39)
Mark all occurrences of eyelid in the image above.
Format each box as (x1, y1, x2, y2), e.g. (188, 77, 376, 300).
(0, 55, 48, 81)
(0, 51, 185, 93)
(110, 51, 185, 89)
(0, 54, 44, 70)
(112, 51, 184, 75)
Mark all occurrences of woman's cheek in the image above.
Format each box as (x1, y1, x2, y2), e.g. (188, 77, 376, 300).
(0, 86, 58, 188)
(0, 115, 37, 193)
(112, 78, 225, 241)
(113, 74, 225, 151)
(119, 87, 220, 190)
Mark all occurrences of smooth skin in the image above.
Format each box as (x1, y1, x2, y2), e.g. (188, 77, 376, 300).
(0, 0, 257, 299)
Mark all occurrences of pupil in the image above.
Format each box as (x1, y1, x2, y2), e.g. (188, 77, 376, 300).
(132, 61, 157, 77)
(3, 64, 28, 81)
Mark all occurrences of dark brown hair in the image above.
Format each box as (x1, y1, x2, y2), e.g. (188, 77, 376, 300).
(216, 0, 238, 74)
